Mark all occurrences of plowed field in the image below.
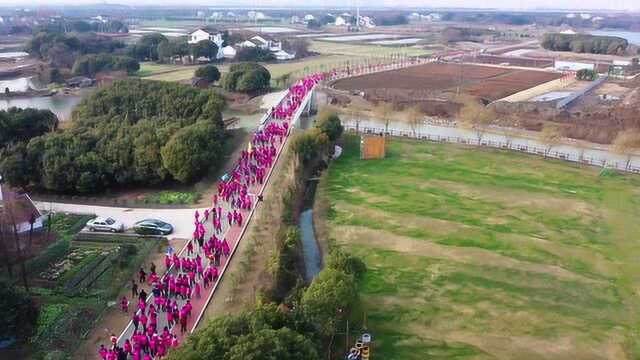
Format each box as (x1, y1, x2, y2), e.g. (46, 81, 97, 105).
(333, 62, 561, 102)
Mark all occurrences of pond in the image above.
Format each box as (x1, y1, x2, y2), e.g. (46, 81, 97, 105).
(0, 94, 84, 120)
(0, 76, 45, 92)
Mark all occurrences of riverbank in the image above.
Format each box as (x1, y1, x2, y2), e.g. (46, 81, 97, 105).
(0, 88, 55, 99)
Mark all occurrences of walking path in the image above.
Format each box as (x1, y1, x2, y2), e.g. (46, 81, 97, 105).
(96, 74, 324, 359)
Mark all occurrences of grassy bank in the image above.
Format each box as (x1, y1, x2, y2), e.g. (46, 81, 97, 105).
(317, 135, 640, 359)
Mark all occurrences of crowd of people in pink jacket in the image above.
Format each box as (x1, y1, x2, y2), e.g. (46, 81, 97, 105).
(98, 73, 324, 360)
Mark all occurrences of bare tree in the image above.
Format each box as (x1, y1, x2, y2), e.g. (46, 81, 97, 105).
(612, 129, 640, 170)
(375, 102, 394, 134)
(500, 114, 521, 149)
(2, 196, 31, 292)
(458, 97, 496, 143)
(539, 124, 563, 158)
(347, 102, 364, 133)
(405, 104, 424, 137)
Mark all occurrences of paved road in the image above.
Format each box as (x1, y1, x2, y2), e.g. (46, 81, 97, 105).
(34, 202, 206, 240)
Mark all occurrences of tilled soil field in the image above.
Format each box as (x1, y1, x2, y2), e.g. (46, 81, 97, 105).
(465, 54, 554, 68)
(333, 62, 561, 102)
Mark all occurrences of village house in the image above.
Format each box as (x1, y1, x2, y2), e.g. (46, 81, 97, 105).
(187, 28, 226, 59)
(0, 178, 44, 234)
(188, 28, 223, 45)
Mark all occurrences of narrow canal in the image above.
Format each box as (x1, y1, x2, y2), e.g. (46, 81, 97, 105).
(299, 174, 323, 282)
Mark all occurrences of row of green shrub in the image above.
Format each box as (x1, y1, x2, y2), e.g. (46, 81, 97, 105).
(72, 233, 164, 245)
(167, 249, 365, 360)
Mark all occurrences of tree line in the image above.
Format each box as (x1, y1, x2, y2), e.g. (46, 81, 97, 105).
(0, 79, 227, 194)
(541, 33, 629, 55)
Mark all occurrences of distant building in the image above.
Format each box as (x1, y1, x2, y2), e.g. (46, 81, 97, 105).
(304, 14, 315, 22)
(357, 15, 375, 28)
(335, 16, 348, 26)
(554, 60, 595, 72)
(188, 29, 225, 59)
(247, 11, 266, 20)
(188, 29, 223, 45)
(237, 35, 282, 52)
(222, 45, 237, 59)
(274, 49, 295, 61)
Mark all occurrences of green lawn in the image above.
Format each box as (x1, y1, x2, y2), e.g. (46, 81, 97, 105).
(310, 40, 431, 58)
(318, 135, 640, 359)
(136, 62, 197, 77)
(142, 55, 359, 87)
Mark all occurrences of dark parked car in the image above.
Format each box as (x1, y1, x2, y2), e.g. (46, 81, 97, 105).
(133, 219, 173, 235)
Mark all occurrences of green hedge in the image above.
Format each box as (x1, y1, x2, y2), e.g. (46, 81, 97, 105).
(72, 232, 164, 245)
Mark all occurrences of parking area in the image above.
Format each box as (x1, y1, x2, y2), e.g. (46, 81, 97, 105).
(34, 201, 202, 239)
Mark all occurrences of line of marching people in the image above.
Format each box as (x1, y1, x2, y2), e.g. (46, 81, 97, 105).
(98, 73, 324, 359)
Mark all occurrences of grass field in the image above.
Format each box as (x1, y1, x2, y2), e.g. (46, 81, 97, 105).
(136, 62, 198, 77)
(310, 40, 431, 58)
(142, 55, 361, 86)
(318, 135, 640, 359)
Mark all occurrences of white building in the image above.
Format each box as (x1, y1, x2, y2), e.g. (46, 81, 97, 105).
(304, 14, 315, 22)
(188, 29, 223, 44)
(274, 49, 295, 61)
(248, 11, 266, 20)
(357, 15, 375, 28)
(238, 35, 282, 51)
(188, 29, 225, 59)
(222, 46, 237, 59)
(335, 16, 348, 26)
(559, 29, 577, 35)
(554, 60, 595, 72)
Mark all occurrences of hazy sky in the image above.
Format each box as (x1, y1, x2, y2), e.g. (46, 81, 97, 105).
(1, 0, 639, 11)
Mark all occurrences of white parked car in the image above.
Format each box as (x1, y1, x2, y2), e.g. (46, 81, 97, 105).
(86, 217, 125, 233)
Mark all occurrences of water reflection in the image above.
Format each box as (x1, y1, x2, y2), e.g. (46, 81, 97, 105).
(0, 94, 83, 120)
